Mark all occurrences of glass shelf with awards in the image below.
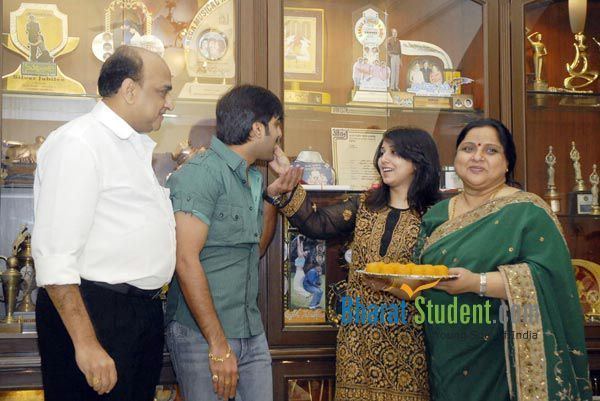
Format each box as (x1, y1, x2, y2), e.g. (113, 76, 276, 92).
(1, 0, 241, 188)
(280, 0, 492, 193)
(267, 0, 500, 357)
(0, 0, 240, 358)
(526, 90, 600, 110)
(514, 0, 600, 260)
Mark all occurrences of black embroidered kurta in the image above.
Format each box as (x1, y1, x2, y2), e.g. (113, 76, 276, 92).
(280, 186, 429, 401)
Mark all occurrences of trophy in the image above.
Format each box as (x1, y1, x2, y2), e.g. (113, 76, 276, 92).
(91, 0, 165, 62)
(2, 136, 45, 186)
(1, 3, 85, 94)
(544, 146, 561, 213)
(178, 0, 235, 100)
(570, 142, 587, 192)
(14, 230, 35, 314)
(563, 0, 598, 91)
(350, 7, 393, 104)
(590, 164, 600, 216)
(585, 290, 600, 322)
(0, 256, 22, 333)
(526, 30, 548, 91)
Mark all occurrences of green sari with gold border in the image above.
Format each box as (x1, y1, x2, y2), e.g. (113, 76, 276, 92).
(414, 191, 591, 401)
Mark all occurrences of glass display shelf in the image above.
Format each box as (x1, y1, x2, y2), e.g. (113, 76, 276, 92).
(527, 91, 600, 109)
(2, 92, 221, 121)
(557, 213, 600, 220)
(285, 102, 485, 116)
(528, 90, 600, 97)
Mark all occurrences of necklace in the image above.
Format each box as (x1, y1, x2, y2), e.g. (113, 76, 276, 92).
(450, 183, 506, 220)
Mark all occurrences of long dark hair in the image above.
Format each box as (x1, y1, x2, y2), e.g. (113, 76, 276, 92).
(365, 127, 441, 215)
(455, 118, 521, 188)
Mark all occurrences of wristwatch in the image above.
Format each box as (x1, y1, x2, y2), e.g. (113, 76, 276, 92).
(262, 186, 298, 208)
(262, 190, 284, 207)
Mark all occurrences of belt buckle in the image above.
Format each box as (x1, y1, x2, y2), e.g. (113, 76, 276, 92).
(151, 288, 163, 300)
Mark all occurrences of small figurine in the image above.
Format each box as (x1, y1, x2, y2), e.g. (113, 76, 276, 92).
(527, 31, 548, 89)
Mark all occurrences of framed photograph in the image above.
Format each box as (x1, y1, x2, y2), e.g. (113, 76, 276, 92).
(284, 226, 327, 325)
(577, 193, 593, 214)
(406, 58, 445, 88)
(197, 29, 229, 61)
(284, 8, 324, 83)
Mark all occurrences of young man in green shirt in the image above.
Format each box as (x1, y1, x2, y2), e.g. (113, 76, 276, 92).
(165, 85, 302, 401)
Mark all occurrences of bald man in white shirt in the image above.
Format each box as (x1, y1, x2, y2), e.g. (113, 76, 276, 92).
(32, 46, 175, 401)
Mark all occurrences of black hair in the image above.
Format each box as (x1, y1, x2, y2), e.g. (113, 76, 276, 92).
(215, 85, 283, 145)
(455, 118, 520, 187)
(97, 46, 143, 98)
(365, 127, 441, 215)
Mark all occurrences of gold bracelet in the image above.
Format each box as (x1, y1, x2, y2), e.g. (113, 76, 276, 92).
(208, 345, 232, 363)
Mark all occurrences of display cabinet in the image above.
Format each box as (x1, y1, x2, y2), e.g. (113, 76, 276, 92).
(510, 0, 600, 395)
(265, 0, 502, 398)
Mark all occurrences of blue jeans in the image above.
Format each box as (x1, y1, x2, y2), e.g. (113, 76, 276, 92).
(166, 321, 272, 401)
(303, 284, 323, 308)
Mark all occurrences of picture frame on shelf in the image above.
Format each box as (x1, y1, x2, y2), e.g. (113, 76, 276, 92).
(284, 224, 327, 325)
(283, 8, 325, 83)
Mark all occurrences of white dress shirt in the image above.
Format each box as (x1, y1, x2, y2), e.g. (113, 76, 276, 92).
(32, 101, 176, 290)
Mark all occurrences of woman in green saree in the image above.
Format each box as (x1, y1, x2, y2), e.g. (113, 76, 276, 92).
(414, 119, 591, 401)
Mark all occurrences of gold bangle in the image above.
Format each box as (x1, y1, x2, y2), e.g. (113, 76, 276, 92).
(208, 345, 232, 363)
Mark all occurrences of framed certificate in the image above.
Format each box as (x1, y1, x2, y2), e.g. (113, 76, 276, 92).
(331, 128, 384, 190)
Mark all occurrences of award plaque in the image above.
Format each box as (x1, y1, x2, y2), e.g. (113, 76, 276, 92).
(573, 193, 593, 215)
(350, 7, 393, 104)
(1, 3, 85, 94)
(178, 0, 236, 100)
(91, 0, 165, 62)
(331, 127, 384, 190)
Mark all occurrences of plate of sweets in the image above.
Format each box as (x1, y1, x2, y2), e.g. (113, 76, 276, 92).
(357, 262, 459, 281)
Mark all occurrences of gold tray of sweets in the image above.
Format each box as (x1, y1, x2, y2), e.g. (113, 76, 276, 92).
(356, 262, 459, 281)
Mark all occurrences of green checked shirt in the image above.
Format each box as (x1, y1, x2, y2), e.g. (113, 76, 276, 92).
(165, 136, 264, 338)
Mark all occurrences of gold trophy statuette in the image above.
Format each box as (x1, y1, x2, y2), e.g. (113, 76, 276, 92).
(527, 31, 549, 90)
(590, 164, 600, 216)
(564, 32, 598, 90)
(570, 142, 587, 192)
(0, 256, 22, 333)
(544, 146, 561, 213)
